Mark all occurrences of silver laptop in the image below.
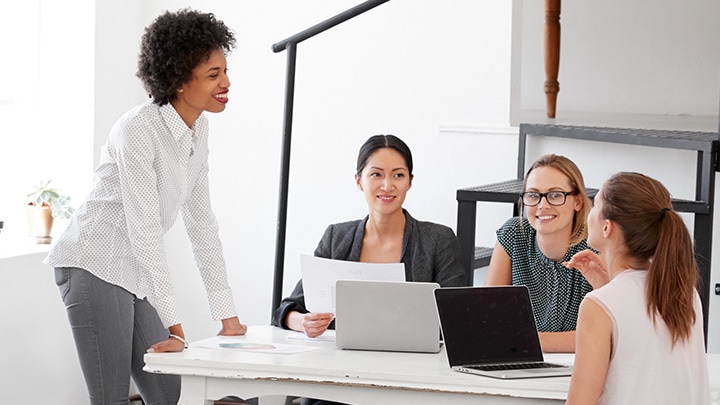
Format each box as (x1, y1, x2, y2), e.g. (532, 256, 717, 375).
(335, 280, 442, 353)
(434, 286, 573, 379)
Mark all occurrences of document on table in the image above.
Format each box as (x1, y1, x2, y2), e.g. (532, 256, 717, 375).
(196, 336, 320, 354)
(300, 254, 405, 313)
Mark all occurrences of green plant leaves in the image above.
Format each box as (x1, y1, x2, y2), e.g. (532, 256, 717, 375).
(27, 180, 75, 218)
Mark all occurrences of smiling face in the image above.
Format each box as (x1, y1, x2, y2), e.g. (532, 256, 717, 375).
(524, 166, 582, 240)
(172, 48, 230, 127)
(355, 148, 412, 218)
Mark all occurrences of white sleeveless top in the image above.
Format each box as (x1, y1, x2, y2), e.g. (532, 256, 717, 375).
(586, 270, 709, 404)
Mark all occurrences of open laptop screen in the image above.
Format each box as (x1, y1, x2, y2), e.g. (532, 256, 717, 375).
(435, 286, 545, 367)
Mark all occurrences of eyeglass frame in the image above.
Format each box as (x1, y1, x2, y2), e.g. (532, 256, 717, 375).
(519, 190, 576, 207)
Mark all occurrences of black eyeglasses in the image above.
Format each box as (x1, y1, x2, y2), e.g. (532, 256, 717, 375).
(520, 191, 574, 206)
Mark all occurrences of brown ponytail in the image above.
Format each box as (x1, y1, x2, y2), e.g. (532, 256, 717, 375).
(601, 172, 697, 345)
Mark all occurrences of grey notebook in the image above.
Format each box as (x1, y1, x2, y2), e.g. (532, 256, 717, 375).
(434, 286, 573, 379)
(335, 280, 442, 353)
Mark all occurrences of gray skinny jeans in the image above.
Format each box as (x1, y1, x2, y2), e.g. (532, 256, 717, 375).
(55, 267, 180, 405)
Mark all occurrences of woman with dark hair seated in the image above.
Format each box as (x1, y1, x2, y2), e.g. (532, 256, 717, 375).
(272, 134, 466, 405)
(274, 134, 466, 337)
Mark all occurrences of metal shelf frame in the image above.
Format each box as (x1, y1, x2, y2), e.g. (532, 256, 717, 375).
(456, 123, 719, 340)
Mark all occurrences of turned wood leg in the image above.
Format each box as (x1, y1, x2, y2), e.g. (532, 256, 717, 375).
(544, 0, 561, 118)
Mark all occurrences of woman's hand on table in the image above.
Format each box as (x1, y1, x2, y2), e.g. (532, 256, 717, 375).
(218, 316, 248, 336)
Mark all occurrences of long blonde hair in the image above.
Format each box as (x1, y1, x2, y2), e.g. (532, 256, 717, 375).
(522, 154, 592, 246)
(600, 172, 697, 345)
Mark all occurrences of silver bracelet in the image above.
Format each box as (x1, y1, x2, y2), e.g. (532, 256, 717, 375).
(169, 334, 189, 349)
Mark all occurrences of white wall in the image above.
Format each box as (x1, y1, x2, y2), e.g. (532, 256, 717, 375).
(0, 0, 95, 237)
(513, 0, 720, 353)
(3, 1, 719, 402)
(89, 0, 720, 349)
(0, 252, 87, 404)
(0, 3, 515, 402)
(0, 1, 95, 403)
(94, 0, 153, 170)
(92, 0, 517, 339)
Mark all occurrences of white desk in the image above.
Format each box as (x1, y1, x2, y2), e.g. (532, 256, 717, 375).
(145, 325, 577, 404)
(145, 326, 720, 405)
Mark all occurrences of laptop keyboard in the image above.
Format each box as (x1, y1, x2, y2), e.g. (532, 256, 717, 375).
(467, 362, 560, 371)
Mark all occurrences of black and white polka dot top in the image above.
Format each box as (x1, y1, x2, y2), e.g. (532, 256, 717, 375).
(496, 216, 593, 332)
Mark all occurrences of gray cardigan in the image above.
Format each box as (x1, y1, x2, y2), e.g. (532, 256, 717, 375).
(272, 210, 467, 328)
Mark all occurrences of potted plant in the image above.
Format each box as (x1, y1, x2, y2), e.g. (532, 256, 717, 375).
(26, 180, 75, 244)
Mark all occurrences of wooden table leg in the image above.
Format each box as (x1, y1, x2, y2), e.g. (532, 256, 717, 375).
(544, 0, 561, 118)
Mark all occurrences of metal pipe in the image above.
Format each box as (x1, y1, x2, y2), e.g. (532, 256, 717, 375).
(272, 0, 390, 53)
(271, 42, 297, 321)
(270, 0, 391, 322)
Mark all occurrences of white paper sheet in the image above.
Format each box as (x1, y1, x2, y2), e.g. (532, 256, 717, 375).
(300, 254, 405, 313)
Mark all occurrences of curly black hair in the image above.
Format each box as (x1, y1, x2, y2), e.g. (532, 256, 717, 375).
(137, 8, 236, 106)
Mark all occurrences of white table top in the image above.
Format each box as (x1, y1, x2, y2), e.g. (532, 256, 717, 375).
(145, 325, 720, 404)
(145, 325, 577, 403)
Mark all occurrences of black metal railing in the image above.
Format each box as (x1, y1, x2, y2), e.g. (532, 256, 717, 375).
(270, 0, 391, 321)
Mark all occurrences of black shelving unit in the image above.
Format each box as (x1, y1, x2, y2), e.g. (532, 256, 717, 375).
(456, 123, 719, 340)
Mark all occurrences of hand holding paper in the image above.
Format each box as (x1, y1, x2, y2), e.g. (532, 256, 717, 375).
(300, 254, 405, 313)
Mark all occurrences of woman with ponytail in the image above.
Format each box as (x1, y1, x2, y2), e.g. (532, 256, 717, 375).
(564, 172, 709, 404)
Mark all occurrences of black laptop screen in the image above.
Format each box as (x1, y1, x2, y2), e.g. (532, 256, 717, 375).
(434, 286, 545, 367)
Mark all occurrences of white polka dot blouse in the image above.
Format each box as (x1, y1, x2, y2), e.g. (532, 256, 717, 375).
(44, 100, 238, 328)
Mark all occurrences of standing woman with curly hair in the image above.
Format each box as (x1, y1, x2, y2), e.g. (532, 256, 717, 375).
(45, 9, 247, 404)
(565, 172, 709, 404)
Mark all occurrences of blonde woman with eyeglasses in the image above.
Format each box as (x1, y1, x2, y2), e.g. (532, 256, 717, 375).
(485, 154, 597, 353)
